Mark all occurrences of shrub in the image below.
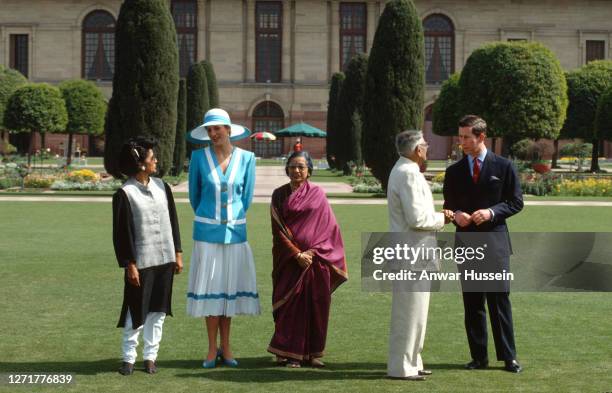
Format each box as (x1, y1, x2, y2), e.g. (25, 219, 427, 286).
(66, 169, 98, 183)
(432, 172, 445, 183)
(559, 142, 591, 158)
(50, 179, 122, 191)
(24, 174, 56, 188)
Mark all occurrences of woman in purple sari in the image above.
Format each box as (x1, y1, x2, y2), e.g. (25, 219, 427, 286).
(267, 151, 348, 368)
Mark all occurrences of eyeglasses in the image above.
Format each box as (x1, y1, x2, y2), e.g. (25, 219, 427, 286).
(288, 165, 308, 171)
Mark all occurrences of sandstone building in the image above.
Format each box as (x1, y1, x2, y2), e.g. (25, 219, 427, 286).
(1, 0, 611, 159)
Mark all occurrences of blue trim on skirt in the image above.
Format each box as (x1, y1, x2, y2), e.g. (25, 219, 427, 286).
(187, 291, 259, 301)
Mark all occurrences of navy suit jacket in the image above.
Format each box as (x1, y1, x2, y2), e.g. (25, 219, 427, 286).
(443, 151, 523, 256)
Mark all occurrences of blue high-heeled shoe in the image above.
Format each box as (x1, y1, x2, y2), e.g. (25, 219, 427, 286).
(202, 358, 216, 368)
(223, 358, 239, 367)
(216, 348, 238, 367)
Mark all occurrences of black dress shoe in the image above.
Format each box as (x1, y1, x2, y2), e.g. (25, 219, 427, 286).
(504, 359, 522, 373)
(144, 360, 157, 374)
(418, 369, 432, 376)
(118, 362, 134, 375)
(465, 359, 489, 370)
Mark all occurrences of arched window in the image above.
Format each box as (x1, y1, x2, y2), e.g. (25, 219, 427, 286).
(423, 14, 454, 85)
(252, 101, 284, 157)
(82, 10, 116, 81)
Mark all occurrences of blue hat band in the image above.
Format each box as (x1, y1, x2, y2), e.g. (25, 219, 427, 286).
(204, 114, 230, 125)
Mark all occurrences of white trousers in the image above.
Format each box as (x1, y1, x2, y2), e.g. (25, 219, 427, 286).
(387, 291, 430, 377)
(122, 310, 166, 364)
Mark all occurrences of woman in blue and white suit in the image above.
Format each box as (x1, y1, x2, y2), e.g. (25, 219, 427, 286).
(186, 108, 260, 368)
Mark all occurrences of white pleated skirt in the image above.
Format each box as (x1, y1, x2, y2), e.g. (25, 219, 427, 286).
(186, 240, 261, 317)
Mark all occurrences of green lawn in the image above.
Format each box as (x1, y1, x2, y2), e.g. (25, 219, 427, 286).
(0, 203, 611, 392)
(310, 169, 353, 183)
(254, 158, 287, 166)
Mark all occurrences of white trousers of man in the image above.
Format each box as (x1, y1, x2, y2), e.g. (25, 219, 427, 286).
(122, 310, 166, 364)
(387, 290, 430, 377)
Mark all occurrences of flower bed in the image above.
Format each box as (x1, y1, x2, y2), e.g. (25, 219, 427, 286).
(521, 172, 612, 196)
(552, 178, 612, 196)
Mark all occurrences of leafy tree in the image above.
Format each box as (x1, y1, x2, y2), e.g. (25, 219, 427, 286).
(4, 83, 68, 166)
(594, 86, 612, 156)
(58, 80, 106, 165)
(459, 42, 568, 149)
(0, 65, 27, 130)
(562, 60, 612, 171)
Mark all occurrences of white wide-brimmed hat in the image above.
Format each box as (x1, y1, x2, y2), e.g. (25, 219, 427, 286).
(187, 108, 250, 143)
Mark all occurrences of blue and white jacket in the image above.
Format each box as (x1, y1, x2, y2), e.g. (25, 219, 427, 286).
(188, 146, 255, 244)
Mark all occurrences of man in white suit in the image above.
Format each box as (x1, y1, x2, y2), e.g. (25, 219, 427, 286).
(386, 130, 453, 381)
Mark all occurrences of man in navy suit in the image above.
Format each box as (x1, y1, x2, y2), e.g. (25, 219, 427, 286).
(442, 115, 524, 373)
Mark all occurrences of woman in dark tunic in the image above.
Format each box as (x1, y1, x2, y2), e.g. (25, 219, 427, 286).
(267, 151, 348, 368)
(112, 137, 183, 375)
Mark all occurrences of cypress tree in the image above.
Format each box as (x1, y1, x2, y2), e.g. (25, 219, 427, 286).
(336, 54, 368, 169)
(351, 111, 363, 166)
(104, 0, 179, 178)
(362, 0, 424, 190)
(201, 60, 219, 108)
(326, 72, 344, 169)
(186, 62, 209, 153)
(172, 78, 187, 175)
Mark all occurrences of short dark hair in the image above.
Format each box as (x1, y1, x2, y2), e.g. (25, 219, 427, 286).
(459, 115, 487, 136)
(285, 151, 314, 176)
(118, 137, 158, 177)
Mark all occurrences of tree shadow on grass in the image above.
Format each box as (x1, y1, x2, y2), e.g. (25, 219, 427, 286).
(171, 356, 387, 382)
(0, 359, 119, 376)
(0, 358, 466, 381)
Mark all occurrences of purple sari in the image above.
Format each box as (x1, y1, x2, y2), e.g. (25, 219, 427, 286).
(267, 181, 348, 361)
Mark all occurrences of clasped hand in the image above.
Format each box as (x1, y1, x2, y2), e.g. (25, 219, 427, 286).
(296, 250, 315, 269)
(442, 209, 455, 224)
(454, 209, 492, 227)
